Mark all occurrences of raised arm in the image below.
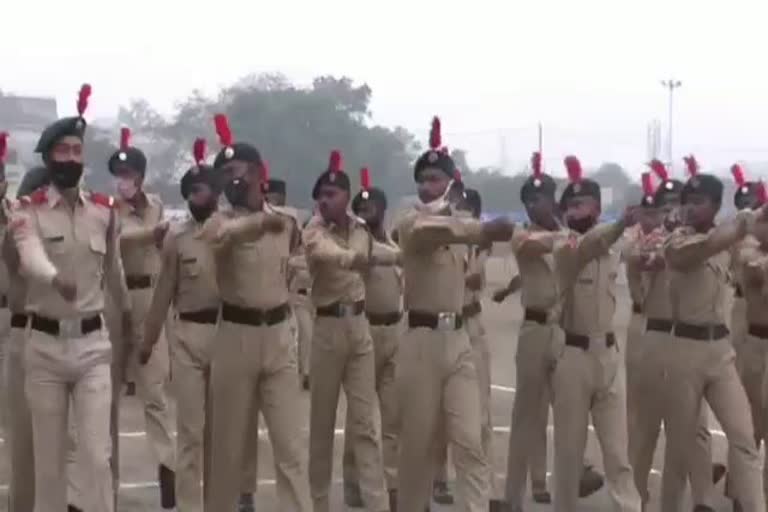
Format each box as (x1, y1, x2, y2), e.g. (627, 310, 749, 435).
(665, 211, 755, 271)
(303, 224, 359, 269)
(105, 209, 131, 313)
(555, 221, 626, 287)
(512, 230, 557, 259)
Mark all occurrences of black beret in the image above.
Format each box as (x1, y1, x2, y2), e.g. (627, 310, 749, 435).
(681, 174, 723, 205)
(17, 166, 51, 198)
(108, 147, 147, 176)
(652, 179, 683, 207)
(180, 164, 219, 200)
(559, 178, 601, 209)
(312, 170, 350, 200)
(351, 187, 387, 214)
(267, 179, 286, 195)
(734, 181, 760, 209)
(34, 116, 87, 157)
(520, 174, 557, 203)
(414, 149, 455, 181)
(213, 142, 262, 170)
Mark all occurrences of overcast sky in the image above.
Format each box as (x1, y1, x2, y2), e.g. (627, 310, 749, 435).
(4, 0, 768, 178)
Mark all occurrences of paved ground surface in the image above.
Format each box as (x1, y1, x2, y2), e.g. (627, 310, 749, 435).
(0, 254, 739, 511)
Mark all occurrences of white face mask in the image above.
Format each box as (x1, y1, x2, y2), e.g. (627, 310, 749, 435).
(116, 177, 138, 200)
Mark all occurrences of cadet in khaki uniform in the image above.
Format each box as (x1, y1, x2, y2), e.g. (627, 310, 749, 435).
(394, 117, 514, 512)
(661, 159, 766, 512)
(138, 139, 222, 512)
(503, 155, 604, 512)
(342, 170, 403, 509)
(623, 162, 721, 509)
(107, 127, 176, 509)
(304, 152, 389, 512)
(202, 114, 311, 512)
(10, 84, 132, 512)
(551, 155, 641, 512)
(0, 132, 9, 432)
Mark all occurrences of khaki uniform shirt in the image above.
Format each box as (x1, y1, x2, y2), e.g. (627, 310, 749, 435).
(288, 249, 313, 293)
(395, 206, 485, 314)
(116, 192, 164, 278)
(664, 211, 757, 326)
(555, 222, 625, 337)
(511, 225, 564, 315)
(735, 235, 768, 325)
(144, 217, 220, 346)
(11, 186, 130, 318)
(303, 213, 371, 308)
(210, 204, 298, 310)
(628, 229, 676, 321)
(2, 229, 27, 314)
(364, 237, 403, 315)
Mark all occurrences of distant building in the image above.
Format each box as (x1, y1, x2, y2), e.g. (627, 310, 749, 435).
(0, 95, 58, 193)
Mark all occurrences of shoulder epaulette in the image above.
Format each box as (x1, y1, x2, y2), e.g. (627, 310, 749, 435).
(89, 192, 115, 209)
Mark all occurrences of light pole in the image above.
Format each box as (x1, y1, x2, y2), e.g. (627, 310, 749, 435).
(661, 79, 682, 168)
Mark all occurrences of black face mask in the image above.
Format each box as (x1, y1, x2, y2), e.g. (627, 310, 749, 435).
(188, 201, 217, 223)
(566, 216, 596, 234)
(48, 161, 84, 189)
(224, 179, 249, 208)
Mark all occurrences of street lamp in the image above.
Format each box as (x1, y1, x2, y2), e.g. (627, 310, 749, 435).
(661, 79, 682, 169)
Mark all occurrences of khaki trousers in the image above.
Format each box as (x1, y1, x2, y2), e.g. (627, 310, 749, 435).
(291, 293, 314, 378)
(504, 320, 555, 508)
(309, 314, 388, 512)
(343, 319, 403, 490)
(661, 336, 764, 512)
(206, 319, 311, 512)
(551, 338, 641, 512)
(240, 401, 261, 495)
(731, 296, 748, 351)
(627, 328, 714, 507)
(625, 312, 645, 432)
(6, 323, 35, 512)
(0, 308, 9, 433)
(26, 327, 114, 512)
(397, 324, 489, 512)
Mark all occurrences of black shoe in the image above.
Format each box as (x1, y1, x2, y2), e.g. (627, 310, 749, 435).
(579, 465, 604, 498)
(532, 489, 551, 504)
(432, 480, 454, 505)
(344, 481, 364, 508)
(159, 464, 176, 509)
(733, 499, 744, 512)
(239, 492, 255, 512)
(301, 375, 310, 391)
(712, 463, 727, 485)
(68, 506, 83, 512)
(693, 506, 715, 512)
(388, 489, 398, 512)
(489, 498, 517, 512)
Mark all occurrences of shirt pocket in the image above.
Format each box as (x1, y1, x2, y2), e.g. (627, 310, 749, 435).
(180, 257, 200, 279)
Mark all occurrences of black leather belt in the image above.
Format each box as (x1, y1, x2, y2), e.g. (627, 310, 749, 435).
(221, 302, 289, 327)
(524, 309, 548, 325)
(646, 318, 674, 333)
(735, 285, 744, 298)
(366, 311, 402, 326)
(30, 314, 102, 337)
(748, 324, 768, 339)
(297, 289, 309, 296)
(632, 303, 643, 314)
(565, 332, 616, 350)
(316, 300, 365, 318)
(10, 313, 28, 329)
(673, 323, 729, 341)
(126, 274, 153, 290)
(178, 308, 219, 325)
(462, 301, 482, 318)
(407, 310, 463, 330)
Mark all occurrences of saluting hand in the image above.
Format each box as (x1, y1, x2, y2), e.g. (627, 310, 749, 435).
(482, 217, 515, 242)
(53, 274, 77, 302)
(197, 215, 226, 244)
(263, 214, 285, 234)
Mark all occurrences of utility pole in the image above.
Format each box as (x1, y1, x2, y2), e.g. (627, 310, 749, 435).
(661, 79, 682, 169)
(538, 122, 543, 154)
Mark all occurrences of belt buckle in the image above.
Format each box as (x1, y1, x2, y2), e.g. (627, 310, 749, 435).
(59, 318, 82, 339)
(339, 303, 356, 317)
(437, 312, 456, 331)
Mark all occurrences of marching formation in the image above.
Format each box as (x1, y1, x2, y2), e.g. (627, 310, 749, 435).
(1, 84, 768, 512)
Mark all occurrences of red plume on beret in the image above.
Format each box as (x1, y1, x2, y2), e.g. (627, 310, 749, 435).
(77, 84, 92, 117)
(0, 132, 8, 164)
(641, 172, 655, 197)
(564, 155, 583, 183)
(261, 160, 270, 184)
(429, 116, 442, 150)
(193, 138, 207, 165)
(648, 159, 669, 182)
(683, 155, 699, 177)
(360, 167, 371, 190)
(329, 150, 342, 173)
(120, 127, 131, 151)
(214, 114, 234, 147)
(531, 152, 542, 177)
(757, 181, 768, 205)
(731, 164, 746, 186)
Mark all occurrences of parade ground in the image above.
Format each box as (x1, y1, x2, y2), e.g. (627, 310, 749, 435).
(0, 253, 737, 511)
